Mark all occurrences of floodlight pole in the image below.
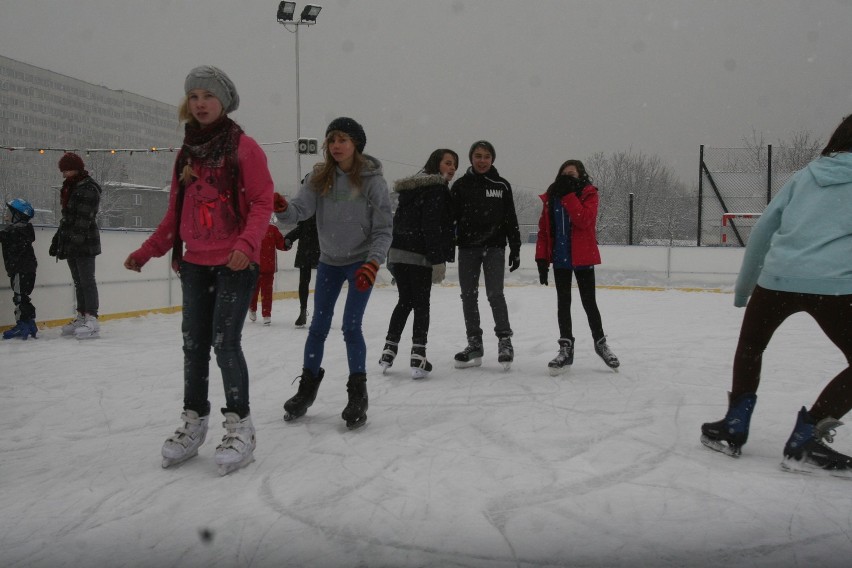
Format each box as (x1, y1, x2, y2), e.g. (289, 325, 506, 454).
(277, 7, 320, 186)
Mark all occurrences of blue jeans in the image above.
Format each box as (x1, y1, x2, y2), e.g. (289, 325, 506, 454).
(180, 261, 258, 418)
(304, 261, 373, 376)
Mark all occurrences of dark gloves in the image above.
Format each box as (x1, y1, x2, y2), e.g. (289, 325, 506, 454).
(537, 260, 549, 286)
(49, 232, 60, 258)
(354, 260, 380, 292)
(273, 193, 288, 213)
(508, 252, 520, 272)
(283, 238, 293, 251)
(551, 175, 585, 198)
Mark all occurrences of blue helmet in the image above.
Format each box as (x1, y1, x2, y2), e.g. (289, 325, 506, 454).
(7, 198, 35, 220)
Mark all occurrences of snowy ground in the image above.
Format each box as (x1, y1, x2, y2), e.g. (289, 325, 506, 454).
(2, 283, 852, 567)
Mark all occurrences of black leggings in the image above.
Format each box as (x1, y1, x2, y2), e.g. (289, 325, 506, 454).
(386, 263, 433, 346)
(553, 267, 603, 341)
(298, 266, 313, 310)
(731, 285, 852, 421)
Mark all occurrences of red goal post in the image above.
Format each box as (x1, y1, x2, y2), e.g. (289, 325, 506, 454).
(721, 213, 762, 245)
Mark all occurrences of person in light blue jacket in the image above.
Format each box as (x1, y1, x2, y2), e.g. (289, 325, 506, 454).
(701, 114, 852, 476)
(274, 117, 392, 429)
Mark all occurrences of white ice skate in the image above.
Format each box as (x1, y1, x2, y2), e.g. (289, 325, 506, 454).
(215, 413, 256, 476)
(161, 410, 209, 468)
(61, 314, 85, 337)
(74, 315, 100, 340)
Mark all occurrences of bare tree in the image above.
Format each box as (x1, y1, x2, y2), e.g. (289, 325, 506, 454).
(84, 151, 130, 227)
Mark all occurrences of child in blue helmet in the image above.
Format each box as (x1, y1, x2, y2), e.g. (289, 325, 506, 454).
(1, 198, 38, 339)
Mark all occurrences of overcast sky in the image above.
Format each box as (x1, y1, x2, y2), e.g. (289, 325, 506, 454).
(1, 0, 851, 194)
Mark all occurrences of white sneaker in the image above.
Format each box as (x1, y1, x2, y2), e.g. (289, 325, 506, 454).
(215, 413, 256, 476)
(248, 310, 257, 322)
(162, 410, 209, 468)
(61, 314, 85, 336)
(263, 316, 271, 326)
(74, 315, 100, 340)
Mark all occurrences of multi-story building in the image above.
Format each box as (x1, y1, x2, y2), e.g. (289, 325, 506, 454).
(0, 54, 180, 227)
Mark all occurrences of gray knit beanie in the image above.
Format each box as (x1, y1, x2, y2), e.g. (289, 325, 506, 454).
(184, 65, 240, 113)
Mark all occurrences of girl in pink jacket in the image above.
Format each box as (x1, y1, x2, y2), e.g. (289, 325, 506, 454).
(124, 66, 273, 476)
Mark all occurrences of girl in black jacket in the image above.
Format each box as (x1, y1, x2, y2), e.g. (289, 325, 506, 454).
(379, 149, 457, 379)
(283, 215, 319, 327)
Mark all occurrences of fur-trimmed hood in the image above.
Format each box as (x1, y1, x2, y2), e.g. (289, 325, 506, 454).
(393, 172, 447, 193)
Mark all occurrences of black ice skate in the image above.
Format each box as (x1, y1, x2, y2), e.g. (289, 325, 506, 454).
(379, 341, 398, 374)
(594, 337, 620, 371)
(701, 392, 757, 457)
(283, 367, 324, 421)
(548, 338, 574, 376)
(454, 336, 483, 369)
(410, 344, 432, 380)
(781, 407, 852, 478)
(497, 336, 514, 371)
(294, 308, 307, 328)
(342, 373, 368, 429)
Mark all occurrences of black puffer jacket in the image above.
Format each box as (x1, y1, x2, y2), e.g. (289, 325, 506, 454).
(450, 166, 521, 255)
(391, 173, 454, 264)
(51, 177, 102, 259)
(0, 222, 37, 275)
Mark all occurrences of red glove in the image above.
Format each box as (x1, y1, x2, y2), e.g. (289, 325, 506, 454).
(354, 260, 380, 292)
(273, 193, 288, 213)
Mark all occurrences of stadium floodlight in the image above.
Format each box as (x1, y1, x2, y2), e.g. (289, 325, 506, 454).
(300, 5, 322, 22)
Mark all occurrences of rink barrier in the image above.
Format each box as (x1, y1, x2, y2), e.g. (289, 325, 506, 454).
(0, 226, 744, 330)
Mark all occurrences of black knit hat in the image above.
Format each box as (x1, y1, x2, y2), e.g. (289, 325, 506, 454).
(326, 117, 366, 154)
(468, 140, 496, 163)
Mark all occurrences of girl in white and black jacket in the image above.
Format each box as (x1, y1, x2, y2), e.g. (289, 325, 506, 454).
(379, 148, 457, 379)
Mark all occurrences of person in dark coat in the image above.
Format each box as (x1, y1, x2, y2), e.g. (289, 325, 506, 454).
(379, 148, 457, 379)
(450, 140, 521, 370)
(283, 214, 319, 327)
(1, 198, 38, 339)
(50, 152, 102, 339)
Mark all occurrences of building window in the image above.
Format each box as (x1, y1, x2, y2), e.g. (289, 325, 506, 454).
(133, 216, 142, 227)
(133, 194, 141, 205)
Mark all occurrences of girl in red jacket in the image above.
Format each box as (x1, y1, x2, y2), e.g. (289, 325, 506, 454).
(123, 66, 273, 475)
(249, 217, 287, 325)
(535, 159, 619, 375)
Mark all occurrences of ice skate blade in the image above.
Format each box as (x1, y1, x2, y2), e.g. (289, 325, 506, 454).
(380, 362, 391, 374)
(700, 435, 742, 457)
(346, 416, 367, 430)
(283, 410, 306, 422)
(780, 457, 852, 479)
(411, 368, 430, 380)
(548, 366, 569, 377)
(162, 451, 199, 469)
(217, 454, 255, 476)
(75, 332, 100, 340)
(500, 361, 512, 372)
(454, 358, 482, 369)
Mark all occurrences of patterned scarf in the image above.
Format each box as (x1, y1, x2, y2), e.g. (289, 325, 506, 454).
(171, 116, 244, 266)
(60, 170, 89, 209)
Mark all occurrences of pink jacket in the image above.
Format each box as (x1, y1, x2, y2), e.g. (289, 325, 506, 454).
(131, 135, 274, 268)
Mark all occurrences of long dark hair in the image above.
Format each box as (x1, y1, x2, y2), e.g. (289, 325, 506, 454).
(821, 115, 852, 156)
(422, 148, 459, 175)
(555, 159, 592, 184)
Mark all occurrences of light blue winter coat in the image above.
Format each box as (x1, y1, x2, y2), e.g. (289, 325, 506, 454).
(276, 155, 393, 267)
(734, 152, 852, 306)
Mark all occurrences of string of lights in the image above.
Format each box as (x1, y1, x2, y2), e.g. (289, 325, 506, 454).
(0, 140, 298, 155)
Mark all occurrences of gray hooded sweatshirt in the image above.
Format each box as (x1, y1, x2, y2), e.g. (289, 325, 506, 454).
(277, 154, 393, 266)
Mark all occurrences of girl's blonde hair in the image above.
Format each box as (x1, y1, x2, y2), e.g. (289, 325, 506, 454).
(310, 132, 366, 196)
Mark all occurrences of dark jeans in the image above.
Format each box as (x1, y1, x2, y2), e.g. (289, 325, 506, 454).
(553, 267, 604, 341)
(298, 266, 312, 310)
(386, 263, 433, 346)
(304, 261, 373, 376)
(67, 256, 98, 316)
(732, 285, 852, 421)
(9, 272, 36, 321)
(180, 261, 258, 418)
(457, 247, 512, 339)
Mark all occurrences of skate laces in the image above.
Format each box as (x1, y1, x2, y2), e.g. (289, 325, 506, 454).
(816, 418, 844, 444)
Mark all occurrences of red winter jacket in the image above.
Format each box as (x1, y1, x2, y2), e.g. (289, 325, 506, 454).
(258, 224, 286, 274)
(535, 185, 601, 267)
